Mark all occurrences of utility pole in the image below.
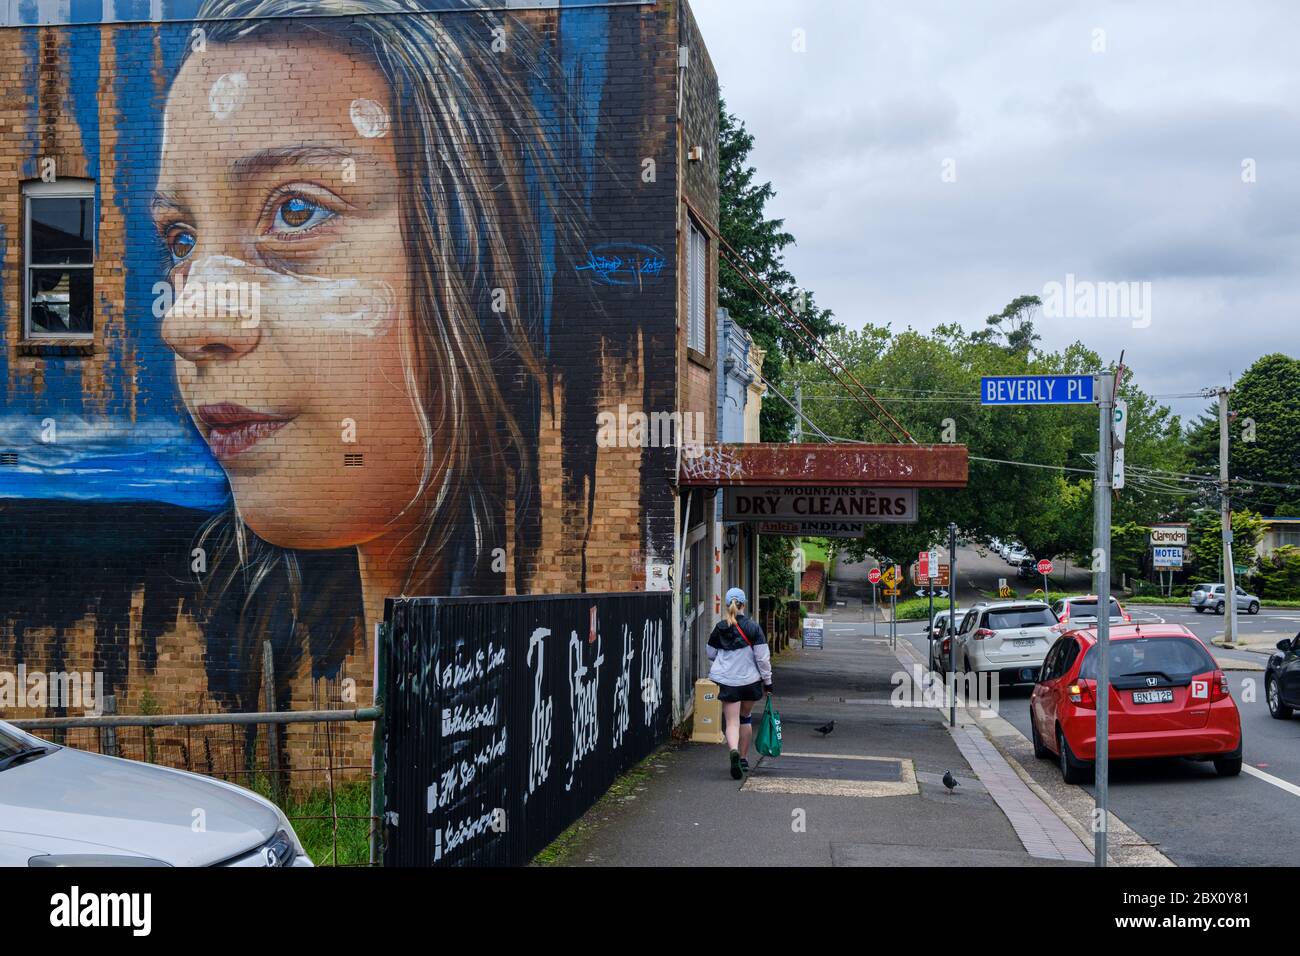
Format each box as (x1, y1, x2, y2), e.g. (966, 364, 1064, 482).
(793, 381, 802, 602)
(794, 382, 803, 443)
(1218, 387, 1238, 646)
(1093, 371, 1115, 868)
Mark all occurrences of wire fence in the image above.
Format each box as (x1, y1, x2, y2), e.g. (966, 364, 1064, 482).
(10, 705, 380, 867)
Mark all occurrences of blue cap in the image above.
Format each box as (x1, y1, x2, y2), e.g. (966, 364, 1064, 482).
(725, 587, 747, 607)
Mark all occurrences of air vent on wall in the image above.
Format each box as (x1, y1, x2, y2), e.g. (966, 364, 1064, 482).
(344, 454, 364, 467)
(0, 452, 18, 466)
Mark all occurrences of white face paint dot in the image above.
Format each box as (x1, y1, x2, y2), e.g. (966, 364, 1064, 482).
(350, 98, 390, 139)
(208, 72, 248, 120)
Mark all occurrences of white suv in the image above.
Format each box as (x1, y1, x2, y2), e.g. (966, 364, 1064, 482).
(955, 601, 1059, 685)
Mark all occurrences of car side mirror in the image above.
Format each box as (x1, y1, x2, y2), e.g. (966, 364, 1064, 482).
(1279, 639, 1295, 653)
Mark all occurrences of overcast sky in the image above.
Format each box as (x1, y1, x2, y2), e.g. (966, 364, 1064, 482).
(690, 0, 1300, 423)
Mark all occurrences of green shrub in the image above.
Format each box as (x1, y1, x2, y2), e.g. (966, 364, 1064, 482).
(1253, 545, 1300, 600)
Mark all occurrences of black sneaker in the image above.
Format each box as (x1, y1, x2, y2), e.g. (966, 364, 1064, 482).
(739, 758, 750, 774)
(729, 749, 742, 780)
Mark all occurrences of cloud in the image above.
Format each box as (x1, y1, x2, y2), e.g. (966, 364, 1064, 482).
(692, 0, 1300, 420)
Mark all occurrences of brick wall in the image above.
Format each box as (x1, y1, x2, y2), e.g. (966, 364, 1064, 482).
(676, 0, 719, 444)
(0, 0, 716, 781)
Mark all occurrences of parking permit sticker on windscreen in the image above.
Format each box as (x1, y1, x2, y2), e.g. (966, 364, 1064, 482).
(1191, 680, 1209, 699)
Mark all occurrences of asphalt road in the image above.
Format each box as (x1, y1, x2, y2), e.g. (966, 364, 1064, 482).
(891, 614, 1300, 866)
(1123, 603, 1300, 654)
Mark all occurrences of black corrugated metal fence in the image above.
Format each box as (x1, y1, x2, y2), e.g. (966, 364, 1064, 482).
(382, 592, 672, 866)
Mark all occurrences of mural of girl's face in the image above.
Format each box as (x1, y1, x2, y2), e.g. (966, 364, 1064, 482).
(157, 40, 430, 550)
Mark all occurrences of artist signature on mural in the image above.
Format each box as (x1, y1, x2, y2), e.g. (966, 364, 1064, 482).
(576, 243, 667, 288)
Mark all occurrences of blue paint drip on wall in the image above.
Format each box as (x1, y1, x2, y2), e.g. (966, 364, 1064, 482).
(527, 5, 611, 356)
(0, 23, 227, 509)
(561, 2, 608, 211)
(524, 72, 557, 357)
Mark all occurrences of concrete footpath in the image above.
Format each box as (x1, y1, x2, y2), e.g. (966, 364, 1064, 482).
(538, 610, 1112, 867)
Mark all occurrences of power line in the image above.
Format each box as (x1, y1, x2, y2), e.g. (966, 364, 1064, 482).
(710, 233, 916, 443)
(759, 374, 834, 444)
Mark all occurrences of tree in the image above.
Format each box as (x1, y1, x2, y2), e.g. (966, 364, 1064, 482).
(1253, 545, 1300, 599)
(1023, 477, 1093, 569)
(789, 307, 1198, 578)
(972, 295, 1043, 355)
(1107, 521, 1152, 583)
(1188, 508, 1267, 579)
(718, 100, 836, 442)
(1186, 354, 1300, 517)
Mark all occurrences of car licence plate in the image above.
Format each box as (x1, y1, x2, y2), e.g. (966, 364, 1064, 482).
(1014, 638, 1035, 648)
(1132, 689, 1174, 704)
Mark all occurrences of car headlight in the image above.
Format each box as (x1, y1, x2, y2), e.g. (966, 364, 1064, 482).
(29, 854, 171, 867)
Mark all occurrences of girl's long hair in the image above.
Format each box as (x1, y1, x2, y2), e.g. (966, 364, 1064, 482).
(724, 598, 743, 628)
(181, 0, 594, 708)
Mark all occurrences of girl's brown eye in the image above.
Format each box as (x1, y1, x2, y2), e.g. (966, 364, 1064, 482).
(280, 199, 312, 227)
(273, 194, 334, 233)
(166, 227, 196, 263)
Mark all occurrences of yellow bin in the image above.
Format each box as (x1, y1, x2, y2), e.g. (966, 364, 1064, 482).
(691, 678, 725, 744)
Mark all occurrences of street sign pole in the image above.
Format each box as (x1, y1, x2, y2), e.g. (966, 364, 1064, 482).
(1094, 372, 1115, 867)
(869, 566, 883, 638)
(891, 563, 899, 650)
(928, 587, 934, 651)
(1218, 388, 1239, 647)
(948, 523, 957, 728)
(872, 583, 878, 639)
(890, 589, 896, 650)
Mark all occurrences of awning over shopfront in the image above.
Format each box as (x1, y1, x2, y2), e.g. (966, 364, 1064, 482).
(678, 443, 968, 489)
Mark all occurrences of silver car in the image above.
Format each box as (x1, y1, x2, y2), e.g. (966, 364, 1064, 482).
(1189, 582, 1260, 616)
(0, 720, 312, 867)
(955, 600, 1059, 684)
(927, 607, 965, 675)
(1050, 595, 1130, 633)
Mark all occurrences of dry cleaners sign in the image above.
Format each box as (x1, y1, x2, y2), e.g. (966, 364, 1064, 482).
(724, 486, 917, 524)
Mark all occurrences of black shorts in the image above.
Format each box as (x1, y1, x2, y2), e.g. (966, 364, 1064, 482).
(716, 679, 765, 703)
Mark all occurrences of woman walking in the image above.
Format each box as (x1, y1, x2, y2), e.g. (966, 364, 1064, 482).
(706, 588, 773, 779)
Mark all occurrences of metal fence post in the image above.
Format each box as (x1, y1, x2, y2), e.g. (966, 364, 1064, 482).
(99, 694, 118, 757)
(261, 640, 282, 805)
(370, 622, 389, 867)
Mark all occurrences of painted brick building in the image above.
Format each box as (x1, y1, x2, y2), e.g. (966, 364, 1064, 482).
(0, 0, 720, 772)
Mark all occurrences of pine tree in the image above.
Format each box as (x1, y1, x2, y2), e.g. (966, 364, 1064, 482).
(718, 99, 836, 442)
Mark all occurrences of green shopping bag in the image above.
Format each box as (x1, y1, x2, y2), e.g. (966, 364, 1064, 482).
(755, 696, 783, 757)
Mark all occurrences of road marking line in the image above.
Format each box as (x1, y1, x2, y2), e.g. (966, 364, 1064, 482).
(1242, 765, 1300, 798)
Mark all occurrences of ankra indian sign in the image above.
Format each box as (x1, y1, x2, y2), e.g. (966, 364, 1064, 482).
(757, 520, 866, 539)
(723, 487, 917, 524)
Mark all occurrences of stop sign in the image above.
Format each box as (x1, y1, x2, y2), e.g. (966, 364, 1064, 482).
(868, 568, 882, 584)
(1037, 559, 1054, 575)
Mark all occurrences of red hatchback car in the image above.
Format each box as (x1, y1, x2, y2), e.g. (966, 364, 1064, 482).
(1030, 624, 1242, 783)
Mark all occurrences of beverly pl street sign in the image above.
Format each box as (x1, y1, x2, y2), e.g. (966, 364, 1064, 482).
(981, 374, 1096, 405)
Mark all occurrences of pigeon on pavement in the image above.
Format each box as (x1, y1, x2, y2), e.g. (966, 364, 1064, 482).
(814, 721, 835, 737)
(942, 770, 959, 793)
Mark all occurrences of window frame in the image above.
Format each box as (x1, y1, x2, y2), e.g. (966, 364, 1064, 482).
(23, 179, 96, 341)
(686, 215, 708, 357)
